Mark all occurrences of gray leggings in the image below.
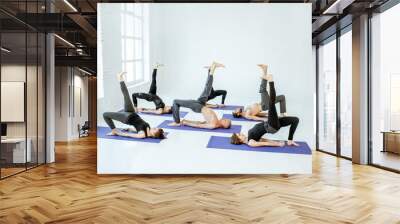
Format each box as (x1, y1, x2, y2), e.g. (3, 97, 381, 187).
(259, 79, 287, 113)
(172, 74, 213, 123)
(103, 81, 136, 129)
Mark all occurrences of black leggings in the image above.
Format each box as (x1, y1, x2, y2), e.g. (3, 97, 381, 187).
(260, 79, 287, 113)
(207, 88, 227, 104)
(265, 82, 299, 140)
(131, 69, 165, 109)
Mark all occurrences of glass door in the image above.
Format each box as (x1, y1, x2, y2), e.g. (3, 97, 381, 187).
(318, 36, 337, 155)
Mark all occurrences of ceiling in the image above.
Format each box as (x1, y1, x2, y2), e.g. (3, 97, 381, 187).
(0, 0, 391, 75)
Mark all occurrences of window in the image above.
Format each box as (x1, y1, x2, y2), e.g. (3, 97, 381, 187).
(339, 29, 352, 158)
(318, 37, 337, 154)
(121, 4, 145, 85)
(370, 3, 400, 171)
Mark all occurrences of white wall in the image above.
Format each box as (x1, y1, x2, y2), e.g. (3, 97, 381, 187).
(99, 3, 314, 146)
(55, 67, 89, 141)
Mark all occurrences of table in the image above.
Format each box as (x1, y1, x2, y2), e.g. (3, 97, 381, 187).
(382, 131, 400, 154)
(1, 138, 32, 163)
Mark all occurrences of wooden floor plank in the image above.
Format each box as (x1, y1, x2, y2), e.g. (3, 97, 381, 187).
(0, 136, 400, 224)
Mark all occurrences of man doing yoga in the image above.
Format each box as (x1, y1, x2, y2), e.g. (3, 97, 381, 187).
(232, 64, 287, 121)
(202, 66, 227, 108)
(132, 63, 172, 114)
(103, 72, 165, 139)
(230, 74, 299, 147)
(169, 62, 231, 129)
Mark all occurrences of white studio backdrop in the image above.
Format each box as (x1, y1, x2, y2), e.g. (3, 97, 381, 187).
(98, 3, 314, 147)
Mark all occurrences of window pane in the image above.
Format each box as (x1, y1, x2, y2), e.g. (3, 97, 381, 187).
(125, 14, 134, 37)
(135, 61, 143, 81)
(371, 3, 400, 171)
(134, 39, 142, 59)
(340, 30, 352, 158)
(134, 4, 142, 17)
(126, 62, 135, 82)
(134, 17, 142, 38)
(318, 38, 337, 154)
(126, 39, 134, 60)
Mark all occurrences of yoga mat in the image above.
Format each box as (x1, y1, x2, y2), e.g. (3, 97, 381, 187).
(97, 126, 167, 143)
(139, 111, 188, 118)
(222, 113, 263, 122)
(206, 136, 312, 155)
(211, 105, 244, 111)
(157, 120, 242, 134)
(118, 109, 187, 118)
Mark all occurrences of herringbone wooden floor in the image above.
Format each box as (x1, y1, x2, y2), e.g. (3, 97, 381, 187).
(1, 136, 400, 224)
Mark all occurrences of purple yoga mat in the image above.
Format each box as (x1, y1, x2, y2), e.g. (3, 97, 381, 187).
(222, 113, 263, 122)
(206, 136, 312, 155)
(212, 105, 244, 111)
(139, 111, 188, 118)
(157, 120, 242, 134)
(117, 109, 187, 118)
(97, 126, 167, 143)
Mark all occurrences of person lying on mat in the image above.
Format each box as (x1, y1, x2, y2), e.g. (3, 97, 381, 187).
(103, 72, 165, 139)
(168, 62, 231, 129)
(232, 64, 287, 121)
(230, 74, 299, 147)
(202, 66, 227, 108)
(132, 63, 172, 115)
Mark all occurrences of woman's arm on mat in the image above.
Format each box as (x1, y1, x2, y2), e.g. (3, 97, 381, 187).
(247, 139, 284, 147)
(206, 103, 224, 108)
(244, 115, 267, 121)
(116, 131, 146, 139)
(182, 120, 216, 129)
(205, 103, 219, 108)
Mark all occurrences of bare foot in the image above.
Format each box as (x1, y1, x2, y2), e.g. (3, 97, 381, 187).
(278, 142, 285, 147)
(209, 61, 225, 75)
(137, 108, 144, 112)
(117, 72, 127, 82)
(218, 104, 225, 108)
(168, 122, 181, 127)
(287, 140, 299, 146)
(257, 64, 268, 72)
(154, 63, 164, 69)
(266, 74, 273, 81)
(106, 132, 116, 136)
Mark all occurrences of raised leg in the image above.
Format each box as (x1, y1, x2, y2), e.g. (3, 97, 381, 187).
(259, 79, 271, 111)
(148, 69, 157, 95)
(120, 81, 135, 112)
(197, 73, 214, 105)
(266, 81, 280, 130)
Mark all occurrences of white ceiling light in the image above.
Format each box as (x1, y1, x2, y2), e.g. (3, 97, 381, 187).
(54, 34, 75, 48)
(1, 47, 11, 53)
(323, 0, 354, 15)
(63, 0, 78, 12)
(78, 67, 92, 76)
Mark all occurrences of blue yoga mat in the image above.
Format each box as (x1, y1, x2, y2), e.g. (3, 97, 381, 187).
(222, 113, 263, 122)
(211, 105, 244, 111)
(97, 126, 167, 143)
(157, 120, 242, 134)
(139, 111, 188, 118)
(206, 136, 312, 155)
